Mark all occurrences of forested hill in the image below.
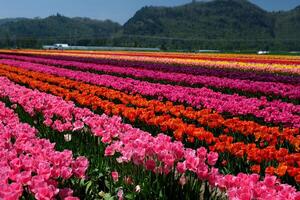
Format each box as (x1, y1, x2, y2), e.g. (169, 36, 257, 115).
(0, 18, 25, 25)
(124, 0, 274, 40)
(0, 14, 121, 47)
(123, 0, 300, 50)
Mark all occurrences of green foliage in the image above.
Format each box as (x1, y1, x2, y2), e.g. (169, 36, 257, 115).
(124, 0, 274, 39)
(0, 14, 121, 48)
(122, 0, 300, 51)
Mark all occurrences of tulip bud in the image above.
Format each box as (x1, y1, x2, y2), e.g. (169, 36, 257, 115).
(135, 185, 141, 193)
(64, 134, 72, 142)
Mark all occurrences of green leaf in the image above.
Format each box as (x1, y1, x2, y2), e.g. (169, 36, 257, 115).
(98, 172, 104, 178)
(159, 190, 163, 198)
(80, 178, 85, 186)
(105, 180, 111, 188)
(104, 193, 114, 200)
(85, 181, 93, 194)
(125, 193, 134, 199)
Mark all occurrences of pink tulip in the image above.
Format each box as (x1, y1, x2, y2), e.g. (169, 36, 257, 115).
(117, 188, 124, 200)
(179, 176, 187, 186)
(59, 188, 74, 199)
(72, 157, 89, 179)
(112, 171, 119, 182)
(0, 101, 85, 199)
(207, 152, 218, 166)
(145, 160, 156, 171)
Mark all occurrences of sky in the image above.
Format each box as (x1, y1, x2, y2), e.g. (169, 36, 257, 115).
(0, 0, 299, 24)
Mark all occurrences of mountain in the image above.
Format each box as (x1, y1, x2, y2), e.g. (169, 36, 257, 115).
(0, 14, 121, 39)
(124, 0, 275, 40)
(0, 18, 25, 25)
(0, 14, 121, 47)
(274, 6, 300, 40)
(122, 0, 300, 50)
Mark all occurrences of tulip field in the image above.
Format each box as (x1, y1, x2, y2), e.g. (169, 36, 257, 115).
(0, 50, 300, 200)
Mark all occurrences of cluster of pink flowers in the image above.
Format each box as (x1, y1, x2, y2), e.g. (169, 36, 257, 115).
(0, 76, 299, 199)
(105, 132, 219, 178)
(1, 59, 300, 128)
(212, 173, 300, 200)
(1, 54, 299, 99)
(0, 101, 88, 200)
(103, 124, 300, 199)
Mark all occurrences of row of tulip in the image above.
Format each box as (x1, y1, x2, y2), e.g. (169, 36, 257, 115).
(2, 50, 300, 75)
(41, 50, 300, 64)
(1, 59, 300, 128)
(0, 100, 88, 200)
(1, 55, 299, 100)
(84, 52, 300, 65)
(0, 63, 298, 150)
(1, 65, 300, 187)
(0, 76, 213, 199)
(0, 75, 299, 199)
(2, 51, 300, 85)
(4, 49, 300, 63)
(3, 50, 300, 75)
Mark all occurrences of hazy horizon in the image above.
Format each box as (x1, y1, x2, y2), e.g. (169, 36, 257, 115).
(0, 0, 299, 24)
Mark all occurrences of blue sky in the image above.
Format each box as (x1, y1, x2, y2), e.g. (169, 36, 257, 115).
(0, 0, 299, 24)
